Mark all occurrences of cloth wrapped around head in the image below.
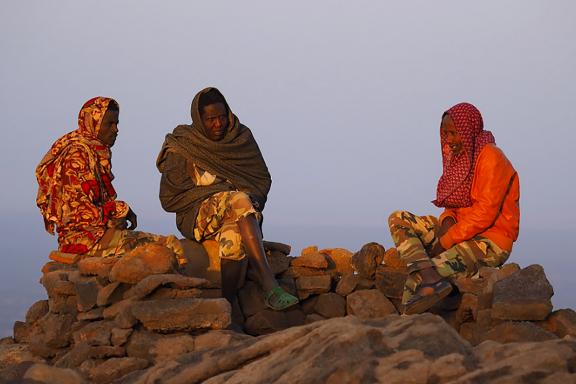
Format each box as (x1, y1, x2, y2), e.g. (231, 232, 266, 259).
(433, 102, 495, 208)
(36, 97, 117, 234)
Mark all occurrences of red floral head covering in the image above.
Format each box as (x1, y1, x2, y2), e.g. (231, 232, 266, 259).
(36, 97, 116, 234)
(433, 102, 495, 208)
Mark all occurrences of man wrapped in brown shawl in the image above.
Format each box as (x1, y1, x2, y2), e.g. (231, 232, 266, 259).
(157, 87, 298, 312)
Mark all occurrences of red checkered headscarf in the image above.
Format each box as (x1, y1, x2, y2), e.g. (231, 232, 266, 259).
(433, 103, 495, 208)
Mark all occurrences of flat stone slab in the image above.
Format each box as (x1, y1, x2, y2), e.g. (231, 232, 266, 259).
(347, 289, 397, 319)
(492, 264, 553, 321)
(131, 298, 231, 331)
(123, 274, 211, 301)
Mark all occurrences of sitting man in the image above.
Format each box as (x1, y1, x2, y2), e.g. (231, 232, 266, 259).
(156, 87, 299, 311)
(388, 102, 520, 315)
(36, 97, 185, 265)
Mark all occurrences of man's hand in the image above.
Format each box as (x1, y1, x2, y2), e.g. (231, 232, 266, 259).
(126, 208, 138, 230)
(436, 217, 456, 238)
(429, 241, 446, 258)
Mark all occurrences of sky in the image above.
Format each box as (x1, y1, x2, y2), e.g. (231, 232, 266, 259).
(0, 1, 575, 331)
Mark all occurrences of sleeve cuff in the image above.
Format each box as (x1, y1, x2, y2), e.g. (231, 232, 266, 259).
(439, 232, 454, 250)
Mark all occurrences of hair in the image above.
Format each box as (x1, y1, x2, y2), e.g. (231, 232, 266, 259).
(107, 99, 119, 112)
(198, 89, 227, 115)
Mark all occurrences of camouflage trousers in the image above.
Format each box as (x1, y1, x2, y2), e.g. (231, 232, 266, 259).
(88, 229, 186, 266)
(194, 191, 261, 261)
(388, 210, 510, 304)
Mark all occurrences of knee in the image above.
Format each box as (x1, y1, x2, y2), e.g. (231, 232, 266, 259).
(388, 210, 405, 226)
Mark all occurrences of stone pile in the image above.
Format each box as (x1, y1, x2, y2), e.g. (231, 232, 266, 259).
(1, 239, 576, 383)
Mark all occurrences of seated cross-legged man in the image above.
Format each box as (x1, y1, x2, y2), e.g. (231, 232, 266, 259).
(156, 87, 299, 311)
(388, 102, 520, 315)
(36, 97, 185, 266)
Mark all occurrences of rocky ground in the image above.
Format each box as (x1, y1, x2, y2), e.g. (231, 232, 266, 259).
(1, 240, 575, 383)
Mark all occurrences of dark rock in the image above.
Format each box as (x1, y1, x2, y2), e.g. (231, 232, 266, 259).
(111, 328, 133, 346)
(73, 320, 114, 346)
(97, 281, 130, 307)
(49, 295, 78, 315)
(481, 321, 558, 343)
(238, 281, 266, 317)
(131, 298, 231, 331)
(148, 287, 203, 300)
(244, 308, 306, 335)
(352, 242, 386, 279)
(125, 329, 164, 361)
(295, 275, 332, 299)
(305, 313, 326, 324)
(266, 250, 291, 275)
(346, 289, 397, 319)
(123, 274, 211, 301)
(314, 293, 346, 318)
(74, 278, 101, 312)
(335, 273, 359, 296)
(25, 300, 49, 324)
(104, 300, 137, 328)
(375, 265, 407, 299)
(537, 309, 576, 338)
(263, 240, 292, 255)
(77, 307, 104, 321)
(300, 295, 319, 315)
(89, 357, 148, 384)
(291, 252, 328, 269)
(38, 313, 75, 348)
(492, 264, 554, 321)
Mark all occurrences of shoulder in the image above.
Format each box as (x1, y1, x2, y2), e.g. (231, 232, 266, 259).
(476, 144, 515, 174)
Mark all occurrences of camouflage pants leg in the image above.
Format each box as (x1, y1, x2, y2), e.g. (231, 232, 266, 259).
(87, 229, 186, 266)
(388, 210, 510, 304)
(194, 191, 262, 261)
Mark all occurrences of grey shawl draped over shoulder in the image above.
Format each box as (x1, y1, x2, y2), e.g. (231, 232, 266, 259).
(156, 87, 272, 239)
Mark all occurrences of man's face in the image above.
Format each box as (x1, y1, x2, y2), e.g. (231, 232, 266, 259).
(440, 115, 463, 156)
(98, 109, 119, 147)
(201, 103, 228, 141)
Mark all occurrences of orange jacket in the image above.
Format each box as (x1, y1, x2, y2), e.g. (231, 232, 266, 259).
(439, 144, 520, 252)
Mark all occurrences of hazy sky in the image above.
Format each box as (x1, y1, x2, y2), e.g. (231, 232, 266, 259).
(1, 2, 575, 258)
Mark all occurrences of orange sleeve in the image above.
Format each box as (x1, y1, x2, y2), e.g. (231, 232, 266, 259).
(439, 209, 457, 225)
(440, 145, 516, 249)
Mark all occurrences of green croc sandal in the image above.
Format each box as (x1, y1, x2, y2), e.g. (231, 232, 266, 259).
(264, 286, 299, 311)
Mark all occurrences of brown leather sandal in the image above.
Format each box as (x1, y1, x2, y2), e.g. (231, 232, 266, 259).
(403, 279, 453, 315)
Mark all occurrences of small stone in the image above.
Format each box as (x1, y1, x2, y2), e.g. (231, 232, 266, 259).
(497, 263, 521, 280)
(319, 248, 354, 275)
(25, 300, 49, 324)
(74, 278, 101, 312)
(131, 298, 231, 331)
(194, 330, 252, 352)
(77, 256, 118, 278)
(111, 328, 133, 346)
(263, 240, 292, 255)
(96, 281, 131, 307)
(104, 299, 137, 328)
(335, 273, 359, 296)
(375, 265, 407, 299)
(352, 242, 386, 279)
(538, 309, 576, 338)
(244, 308, 306, 335)
(300, 295, 319, 314)
(109, 243, 177, 284)
(49, 295, 78, 315)
(77, 307, 104, 321)
(346, 289, 397, 319)
(123, 274, 210, 301)
(481, 321, 558, 343)
(266, 250, 291, 275)
(23, 363, 86, 384)
(305, 313, 326, 324)
(73, 320, 114, 346)
(148, 287, 203, 300)
(454, 277, 485, 295)
(455, 293, 479, 325)
(282, 266, 329, 279)
(295, 275, 332, 299)
(383, 247, 405, 268)
(314, 293, 346, 318)
(89, 357, 149, 384)
(291, 252, 328, 269)
(301, 246, 318, 256)
(492, 264, 554, 321)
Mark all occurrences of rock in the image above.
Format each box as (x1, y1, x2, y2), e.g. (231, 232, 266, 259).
(23, 363, 87, 384)
(244, 308, 306, 335)
(373, 349, 430, 383)
(319, 248, 354, 275)
(305, 313, 326, 324)
(265, 250, 291, 275)
(375, 265, 407, 299)
(0, 343, 43, 370)
(73, 320, 114, 346)
(125, 329, 164, 361)
(77, 307, 104, 321)
(37, 313, 75, 348)
(352, 242, 386, 279)
(301, 246, 319, 256)
(111, 328, 133, 346)
(454, 276, 485, 295)
(148, 287, 203, 300)
(383, 247, 405, 268)
(25, 300, 49, 324)
(41, 271, 76, 297)
(300, 295, 319, 314)
(194, 330, 252, 352)
(49, 294, 78, 315)
(492, 264, 554, 321)
(346, 289, 397, 319)
(282, 266, 330, 279)
(428, 353, 470, 384)
(335, 273, 359, 296)
(74, 278, 102, 312)
(103, 299, 137, 328)
(123, 274, 210, 301)
(109, 243, 177, 284)
(497, 262, 521, 280)
(150, 334, 195, 362)
(291, 252, 328, 269)
(314, 293, 346, 318)
(131, 298, 231, 331)
(97, 281, 130, 307)
(77, 256, 119, 278)
(295, 275, 332, 299)
(263, 240, 292, 255)
(455, 293, 479, 325)
(538, 309, 576, 338)
(89, 357, 149, 384)
(481, 321, 558, 344)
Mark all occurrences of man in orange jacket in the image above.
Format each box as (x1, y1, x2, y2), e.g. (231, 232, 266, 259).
(388, 102, 520, 315)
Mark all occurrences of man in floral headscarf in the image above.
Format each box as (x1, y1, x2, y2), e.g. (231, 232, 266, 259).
(388, 103, 520, 315)
(36, 97, 184, 265)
